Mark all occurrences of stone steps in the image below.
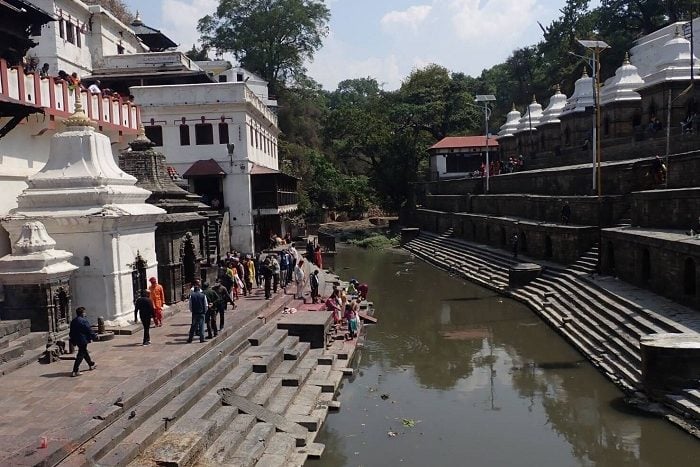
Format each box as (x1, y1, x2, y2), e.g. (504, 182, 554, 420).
(118, 319, 347, 466)
(402, 231, 687, 394)
(0, 319, 47, 375)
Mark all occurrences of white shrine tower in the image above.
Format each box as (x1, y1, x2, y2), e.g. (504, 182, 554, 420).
(2, 97, 165, 325)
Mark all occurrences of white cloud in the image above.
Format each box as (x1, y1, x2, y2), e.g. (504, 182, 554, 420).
(448, 0, 539, 42)
(380, 5, 433, 32)
(160, 0, 218, 51)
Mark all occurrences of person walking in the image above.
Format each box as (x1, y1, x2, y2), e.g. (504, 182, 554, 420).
(69, 307, 98, 377)
(134, 290, 154, 345)
(294, 260, 306, 300)
(212, 280, 233, 329)
(511, 232, 519, 259)
(148, 277, 165, 327)
(202, 283, 219, 339)
(313, 245, 323, 270)
(187, 281, 207, 343)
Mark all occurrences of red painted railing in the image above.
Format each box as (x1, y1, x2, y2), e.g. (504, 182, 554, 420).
(0, 58, 139, 134)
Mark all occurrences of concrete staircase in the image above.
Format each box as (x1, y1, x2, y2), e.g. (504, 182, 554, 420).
(403, 231, 700, 425)
(0, 320, 49, 376)
(49, 293, 348, 467)
(568, 244, 599, 275)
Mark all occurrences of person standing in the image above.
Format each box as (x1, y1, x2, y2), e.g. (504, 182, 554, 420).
(134, 290, 154, 345)
(511, 232, 519, 259)
(69, 307, 98, 377)
(313, 245, 323, 270)
(187, 281, 207, 343)
(279, 251, 289, 288)
(261, 258, 273, 299)
(202, 283, 219, 339)
(148, 277, 165, 327)
(270, 254, 281, 293)
(561, 201, 571, 225)
(293, 260, 306, 300)
(310, 269, 320, 303)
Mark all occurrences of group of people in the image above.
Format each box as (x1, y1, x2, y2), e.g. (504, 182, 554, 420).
(471, 156, 524, 178)
(323, 279, 368, 340)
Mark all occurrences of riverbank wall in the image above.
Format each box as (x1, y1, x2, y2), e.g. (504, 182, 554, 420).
(403, 230, 700, 439)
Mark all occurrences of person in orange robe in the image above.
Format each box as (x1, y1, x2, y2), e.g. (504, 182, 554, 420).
(149, 277, 165, 327)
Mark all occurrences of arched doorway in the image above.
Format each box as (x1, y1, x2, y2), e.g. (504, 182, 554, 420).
(500, 227, 506, 247)
(641, 249, 651, 284)
(684, 258, 696, 296)
(545, 236, 553, 258)
(485, 226, 490, 243)
(472, 223, 477, 241)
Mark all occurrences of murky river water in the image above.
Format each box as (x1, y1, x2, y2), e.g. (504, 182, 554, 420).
(307, 246, 700, 467)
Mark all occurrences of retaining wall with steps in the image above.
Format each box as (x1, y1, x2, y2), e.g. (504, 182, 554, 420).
(403, 230, 700, 437)
(0, 320, 50, 375)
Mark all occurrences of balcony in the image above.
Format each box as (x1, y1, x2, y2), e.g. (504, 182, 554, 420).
(251, 167, 299, 215)
(0, 59, 139, 135)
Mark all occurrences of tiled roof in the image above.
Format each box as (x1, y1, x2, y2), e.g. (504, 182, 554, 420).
(429, 136, 499, 150)
(166, 166, 181, 180)
(182, 159, 226, 177)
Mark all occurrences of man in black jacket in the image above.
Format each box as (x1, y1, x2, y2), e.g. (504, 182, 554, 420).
(188, 281, 208, 343)
(134, 290, 154, 345)
(69, 307, 98, 377)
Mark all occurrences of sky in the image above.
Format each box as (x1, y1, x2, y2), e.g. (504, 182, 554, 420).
(122, 0, 600, 91)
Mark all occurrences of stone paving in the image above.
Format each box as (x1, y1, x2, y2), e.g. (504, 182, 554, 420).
(0, 284, 295, 463)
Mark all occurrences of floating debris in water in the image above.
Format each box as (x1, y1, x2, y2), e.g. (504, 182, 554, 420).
(380, 393, 390, 400)
(387, 431, 398, 437)
(402, 418, 417, 427)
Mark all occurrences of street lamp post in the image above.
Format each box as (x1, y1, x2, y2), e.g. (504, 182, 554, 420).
(577, 39, 610, 199)
(476, 94, 496, 192)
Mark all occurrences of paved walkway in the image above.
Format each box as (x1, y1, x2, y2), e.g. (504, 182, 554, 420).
(0, 284, 296, 462)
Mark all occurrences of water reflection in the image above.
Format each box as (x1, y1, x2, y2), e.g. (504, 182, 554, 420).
(312, 247, 700, 467)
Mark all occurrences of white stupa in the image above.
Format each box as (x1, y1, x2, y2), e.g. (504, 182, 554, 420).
(638, 26, 700, 89)
(497, 104, 522, 137)
(2, 96, 165, 325)
(561, 68, 594, 114)
(513, 95, 544, 134)
(538, 85, 568, 126)
(600, 53, 644, 105)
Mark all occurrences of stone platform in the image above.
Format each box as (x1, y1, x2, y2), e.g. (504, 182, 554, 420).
(277, 312, 333, 349)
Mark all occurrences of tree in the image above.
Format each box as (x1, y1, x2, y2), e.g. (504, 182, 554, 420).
(198, 0, 330, 93)
(83, 0, 134, 24)
(185, 44, 210, 61)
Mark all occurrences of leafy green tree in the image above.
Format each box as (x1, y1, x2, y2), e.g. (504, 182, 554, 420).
(198, 0, 330, 93)
(83, 0, 133, 24)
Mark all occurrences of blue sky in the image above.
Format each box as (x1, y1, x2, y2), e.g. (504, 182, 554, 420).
(123, 0, 600, 90)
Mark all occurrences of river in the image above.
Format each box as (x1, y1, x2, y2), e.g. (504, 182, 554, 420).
(306, 245, 700, 467)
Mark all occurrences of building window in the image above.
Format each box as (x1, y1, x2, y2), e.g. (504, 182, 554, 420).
(66, 23, 75, 44)
(145, 126, 163, 146)
(59, 19, 65, 39)
(218, 75, 227, 82)
(180, 125, 190, 146)
(195, 123, 214, 145)
(218, 123, 229, 144)
(445, 154, 471, 173)
(76, 29, 81, 48)
(237, 73, 244, 82)
(117, 42, 125, 54)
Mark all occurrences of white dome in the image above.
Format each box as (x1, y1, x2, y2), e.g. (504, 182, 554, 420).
(538, 85, 568, 126)
(497, 104, 522, 137)
(600, 53, 643, 105)
(562, 68, 594, 114)
(639, 26, 700, 89)
(513, 96, 544, 134)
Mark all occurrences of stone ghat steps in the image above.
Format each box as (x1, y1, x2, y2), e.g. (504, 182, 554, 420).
(46, 291, 291, 467)
(405, 231, 687, 394)
(103, 326, 349, 467)
(0, 320, 48, 375)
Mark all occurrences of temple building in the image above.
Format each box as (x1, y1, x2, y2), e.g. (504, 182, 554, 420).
(513, 95, 543, 157)
(559, 69, 595, 152)
(599, 53, 644, 141)
(496, 104, 521, 160)
(428, 136, 499, 180)
(537, 85, 568, 154)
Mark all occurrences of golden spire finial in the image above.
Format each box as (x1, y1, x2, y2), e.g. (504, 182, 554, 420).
(511, 102, 516, 111)
(581, 68, 589, 78)
(623, 52, 630, 65)
(64, 91, 93, 127)
(554, 83, 561, 94)
(531, 94, 537, 104)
